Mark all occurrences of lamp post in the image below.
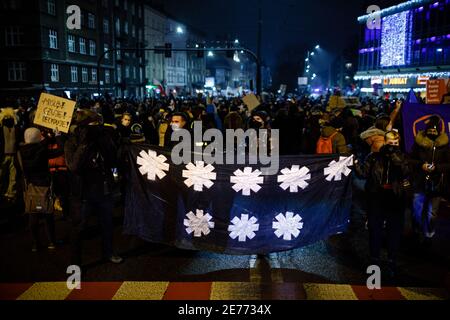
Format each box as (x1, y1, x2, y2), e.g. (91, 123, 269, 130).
(304, 44, 320, 86)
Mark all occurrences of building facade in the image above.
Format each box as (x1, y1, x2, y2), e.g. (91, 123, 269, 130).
(144, 5, 165, 90)
(112, 0, 146, 98)
(355, 0, 450, 96)
(0, 0, 145, 100)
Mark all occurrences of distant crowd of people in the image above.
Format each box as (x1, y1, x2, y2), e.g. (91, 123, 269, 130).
(0, 92, 449, 279)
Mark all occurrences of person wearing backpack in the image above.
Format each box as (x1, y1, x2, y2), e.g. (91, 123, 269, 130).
(316, 117, 349, 154)
(65, 109, 123, 266)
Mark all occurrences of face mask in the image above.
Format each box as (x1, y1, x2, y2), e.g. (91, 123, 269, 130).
(427, 133, 439, 140)
(384, 145, 399, 154)
(249, 120, 263, 129)
(171, 123, 181, 131)
(2, 118, 14, 128)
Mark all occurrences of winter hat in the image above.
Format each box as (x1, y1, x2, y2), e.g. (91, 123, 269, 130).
(24, 127, 42, 144)
(252, 110, 268, 122)
(75, 109, 101, 126)
(130, 123, 144, 140)
(425, 115, 442, 133)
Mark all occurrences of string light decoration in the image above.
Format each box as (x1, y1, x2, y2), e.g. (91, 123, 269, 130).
(380, 11, 412, 67)
(360, 87, 427, 93)
(357, 0, 434, 23)
(355, 71, 450, 80)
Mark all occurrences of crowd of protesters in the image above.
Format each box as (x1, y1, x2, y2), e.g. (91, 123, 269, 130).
(0, 90, 449, 280)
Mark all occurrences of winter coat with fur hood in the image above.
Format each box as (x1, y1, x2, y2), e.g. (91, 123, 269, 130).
(409, 131, 450, 194)
(360, 127, 385, 153)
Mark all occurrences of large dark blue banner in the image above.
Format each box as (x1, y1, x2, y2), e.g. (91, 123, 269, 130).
(123, 144, 353, 255)
(402, 102, 450, 153)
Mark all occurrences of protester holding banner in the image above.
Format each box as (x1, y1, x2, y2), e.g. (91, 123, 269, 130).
(355, 131, 410, 278)
(409, 116, 450, 246)
(64, 109, 123, 265)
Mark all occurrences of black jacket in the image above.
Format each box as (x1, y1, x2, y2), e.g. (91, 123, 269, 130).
(409, 131, 450, 195)
(65, 124, 118, 200)
(356, 146, 410, 197)
(19, 140, 50, 187)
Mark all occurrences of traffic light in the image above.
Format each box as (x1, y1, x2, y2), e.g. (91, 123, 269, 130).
(165, 43, 172, 58)
(197, 44, 204, 58)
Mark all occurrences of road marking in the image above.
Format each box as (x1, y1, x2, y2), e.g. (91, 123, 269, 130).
(113, 282, 169, 300)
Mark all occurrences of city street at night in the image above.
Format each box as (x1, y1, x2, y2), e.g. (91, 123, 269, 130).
(0, 0, 450, 310)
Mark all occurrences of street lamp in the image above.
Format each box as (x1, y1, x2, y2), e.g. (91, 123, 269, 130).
(315, 44, 320, 49)
(208, 51, 214, 57)
(176, 26, 184, 34)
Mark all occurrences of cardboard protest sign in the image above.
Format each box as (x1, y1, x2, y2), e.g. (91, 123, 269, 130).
(34, 93, 76, 133)
(242, 94, 261, 112)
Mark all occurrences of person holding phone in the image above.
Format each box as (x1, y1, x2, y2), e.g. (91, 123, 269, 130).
(409, 116, 450, 248)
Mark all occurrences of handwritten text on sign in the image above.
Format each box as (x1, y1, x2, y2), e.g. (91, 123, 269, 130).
(34, 93, 76, 133)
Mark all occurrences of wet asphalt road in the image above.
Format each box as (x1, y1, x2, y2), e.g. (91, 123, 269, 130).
(1, 188, 449, 288)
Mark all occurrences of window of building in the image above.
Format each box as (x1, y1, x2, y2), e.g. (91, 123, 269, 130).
(103, 19, 109, 34)
(82, 67, 88, 83)
(68, 34, 76, 52)
(105, 69, 110, 83)
(124, 21, 128, 34)
(124, 0, 127, 10)
(88, 13, 95, 29)
(50, 63, 59, 82)
(115, 18, 120, 35)
(49, 29, 58, 49)
(79, 37, 86, 54)
(117, 65, 122, 82)
(132, 25, 135, 38)
(8, 62, 26, 81)
(125, 66, 130, 78)
(133, 66, 136, 79)
(91, 68, 97, 82)
(104, 43, 109, 59)
(71, 66, 78, 82)
(116, 42, 121, 59)
(5, 26, 24, 46)
(47, 0, 55, 15)
(88, 40, 95, 56)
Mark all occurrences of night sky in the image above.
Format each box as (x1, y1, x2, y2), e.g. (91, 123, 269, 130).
(161, 0, 401, 88)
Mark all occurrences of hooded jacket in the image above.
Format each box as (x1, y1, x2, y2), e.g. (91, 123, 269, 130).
(360, 127, 385, 153)
(409, 130, 450, 194)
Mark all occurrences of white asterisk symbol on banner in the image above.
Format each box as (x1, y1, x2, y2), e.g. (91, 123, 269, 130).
(324, 155, 353, 182)
(136, 150, 170, 181)
(273, 212, 304, 241)
(277, 165, 311, 192)
(228, 214, 259, 242)
(184, 209, 215, 238)
(182, 161, 217, 192)
(230, 167, 264, 196)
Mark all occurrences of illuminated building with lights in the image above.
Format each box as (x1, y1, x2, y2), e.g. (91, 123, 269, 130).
(355, 0, 450, 96)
